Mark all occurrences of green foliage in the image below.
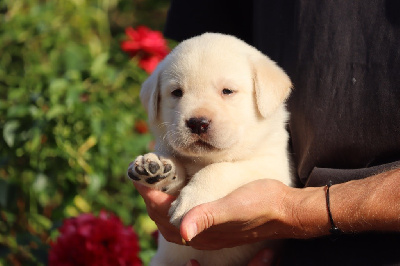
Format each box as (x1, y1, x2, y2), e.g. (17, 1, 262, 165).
(0, 0, 169, 264)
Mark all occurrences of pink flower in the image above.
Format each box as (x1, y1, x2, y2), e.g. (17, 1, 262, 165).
(121, 26, 169, 73)
(49, 211, 142, 266)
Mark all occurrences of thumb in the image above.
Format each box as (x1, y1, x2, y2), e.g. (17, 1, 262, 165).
(180, 199, 230, 241)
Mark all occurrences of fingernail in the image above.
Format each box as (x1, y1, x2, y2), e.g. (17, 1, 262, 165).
(186, 223, 198, 241)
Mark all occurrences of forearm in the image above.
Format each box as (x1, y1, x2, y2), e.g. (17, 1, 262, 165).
(284, 168, 400, 238)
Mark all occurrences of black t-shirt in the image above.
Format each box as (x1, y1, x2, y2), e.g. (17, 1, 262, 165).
(164, 0, 400, 264)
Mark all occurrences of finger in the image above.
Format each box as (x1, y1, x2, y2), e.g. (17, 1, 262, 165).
(180, 198, 232, 241)
(134, 182, 175, 227)
(247, 248, 275, 266)
(156, 223, 182, 245)
(133, 182, 176, 210)
(133, 182, 183, 244)
(180, 181, 275, 241)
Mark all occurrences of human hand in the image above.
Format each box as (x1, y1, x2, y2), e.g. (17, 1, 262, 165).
(135, 178, 297, 248)
(178, 179, 292, 250)
(134, 178, 292, 248)
(135, 180, 280, 265)
(135, 177, 329, 250)
(133, 182, 183, 245)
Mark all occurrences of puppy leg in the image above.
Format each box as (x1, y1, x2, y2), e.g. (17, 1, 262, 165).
(127, 153, 185, 195)
(169, 157, 291, 226)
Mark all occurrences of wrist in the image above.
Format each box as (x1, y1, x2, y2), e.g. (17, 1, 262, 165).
(282, 186, 331, 238)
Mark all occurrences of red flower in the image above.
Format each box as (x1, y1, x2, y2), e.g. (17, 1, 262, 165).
(121, 26, 169, 73)
(49, 211, 142, 266)
(134, 120, 148, 134)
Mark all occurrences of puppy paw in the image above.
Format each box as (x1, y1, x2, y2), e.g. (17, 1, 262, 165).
(169, 198, 188, 227)
(168, 186, 204, 227)
(127, 153, 181, 194)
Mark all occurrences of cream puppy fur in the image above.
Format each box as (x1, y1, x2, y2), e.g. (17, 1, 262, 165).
(127, 33, 292, 266)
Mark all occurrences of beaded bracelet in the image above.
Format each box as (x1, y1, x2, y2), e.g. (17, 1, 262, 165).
(325, 181, 343, 235)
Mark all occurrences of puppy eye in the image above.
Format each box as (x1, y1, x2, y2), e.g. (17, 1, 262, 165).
(171, 88, 183, 98)
(222, 88, 235, 95)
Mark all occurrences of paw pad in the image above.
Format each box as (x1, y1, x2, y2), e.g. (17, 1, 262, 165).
(127, 153, 179, 193)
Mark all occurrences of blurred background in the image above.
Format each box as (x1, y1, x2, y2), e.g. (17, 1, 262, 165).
(0, 0, 171, 264)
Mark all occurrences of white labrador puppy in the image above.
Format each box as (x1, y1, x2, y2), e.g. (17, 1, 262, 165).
(127, 33, 292, 266)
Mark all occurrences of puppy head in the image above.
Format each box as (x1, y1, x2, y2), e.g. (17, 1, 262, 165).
(140, 33, 292, 157)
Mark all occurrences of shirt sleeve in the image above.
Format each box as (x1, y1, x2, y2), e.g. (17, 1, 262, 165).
(163, 0, 253, 43)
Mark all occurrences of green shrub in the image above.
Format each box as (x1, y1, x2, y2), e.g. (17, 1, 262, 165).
(0, 0, 170, 264)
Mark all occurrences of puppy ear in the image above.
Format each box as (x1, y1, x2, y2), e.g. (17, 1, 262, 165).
(252, 54, 292, 118)
(140, 67, 162, 122)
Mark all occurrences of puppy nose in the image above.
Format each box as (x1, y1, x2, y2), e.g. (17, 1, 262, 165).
(186, 117, 210, 135)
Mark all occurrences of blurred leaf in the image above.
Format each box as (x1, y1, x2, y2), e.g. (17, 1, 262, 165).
(0, 0, 169, 263)
(78, 136, 97, 155)
(63, 44, 89, 72)
(3, 120, 19, 147)
(29, 213, 52, 231)
(46, 105, 65, 120)
(65, 205, 79, 218)
(7, 105, 30, 118)
(87, 173, 106, 195)
(73, 195, 91, 213)
(91, 53, 109, 77)
(32, 174, 48, 194)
